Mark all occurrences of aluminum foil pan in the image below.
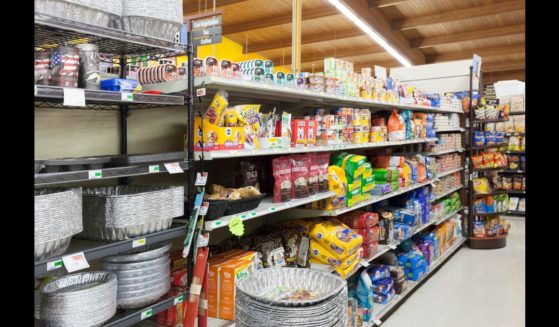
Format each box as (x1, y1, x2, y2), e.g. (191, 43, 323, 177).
(78, 218, 173, 241)
(236, 268, 346, 306)
(122, 0, 182, 23)
(35, 0, 121, 28)
(102, 254, 169, 271)
(118, 276, 170, 297)
(120, 16, 181, 41)
(104, 242, 172, 263)
(81, 185, 183, 229)
(35, 188, 83, 243)
(40, 271, 117, 326)
(117, 279, 170, 309)
(35, 235, 72, 261)
(110, 258, 171, 279)
(117, 266, 170, 285)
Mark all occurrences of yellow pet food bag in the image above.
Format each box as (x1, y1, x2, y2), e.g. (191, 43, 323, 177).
(333, 256, 361, 280)
(308, 219, 363, 258)
(325, 166, 347, 210)
(309, 239, 361, 269)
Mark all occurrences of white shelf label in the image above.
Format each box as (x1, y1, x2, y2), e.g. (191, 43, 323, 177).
(132, 238, 146, 248)
(148, 165, 160, 173)
(190, 283, 202, 295)
(372, 317, 382, 325)
(141, 308, 153, 320)
(388, 243, 398, 250)
(63, 88, 86, 107)
(88, 170, 103, 179)
(164, 162, 184, 174)
(62, 252, 90, 273)
(121, 92, 133, 101)
(35, 85, 38, 96)
(46, 259, 63, 271)
(174, 295, 184, 305)
(196, 88, 207, 97)
(199, 202, 209, 216)
(360, 259, 370, 267)
(195, 172, 208, 186)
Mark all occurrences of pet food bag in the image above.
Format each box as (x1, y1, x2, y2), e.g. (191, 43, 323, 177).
(388, 109, 406, 141)
(272, 157, 292, 203)
(339, 211, 379, 229)
(204, 89, 228, 125)
(309, 239, 360, 269)
(325, 166, 348, 210)
(308, 218, 363, 258)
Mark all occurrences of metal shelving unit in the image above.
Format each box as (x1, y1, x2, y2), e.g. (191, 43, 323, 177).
(34, 13, 197, 327)
(431, 185, 463, 202)
(434, 127, 465, 133)
(471, 143, 507, 150)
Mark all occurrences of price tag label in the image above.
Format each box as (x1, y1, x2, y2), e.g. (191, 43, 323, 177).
(46, 259, 63, 271)
(199, 202, 209, 216)
(63, 88, 86, 107)
(132, 238, 146, 248)
(196, 88, 207, 97)
(389, 243, 398, 250)
(372, 317, 382, 326)
(174, 295, 184, 305)
(195, 172, 208, 186)
(121, 93, 133, 101)
(62, 252, 90, 273)
(360, 259, 370, 267)
(190, 284, 202, 296)
(197, 233, 209, 247)
(141, 308, 153, 320)
(164, 162, 184, 174)
(35, 85, 38, 96)
(88, 170, 102, 179)
(148, 165, 160, 173)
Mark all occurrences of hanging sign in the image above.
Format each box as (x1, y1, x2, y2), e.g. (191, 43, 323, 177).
(190, 14, 223, 47)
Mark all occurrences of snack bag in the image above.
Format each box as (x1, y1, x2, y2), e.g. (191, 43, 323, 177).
(290, 155, 310, 199)
(308, 218, 363, 258)
(272, 157, 292, 203)
(325, 166, 347, 210)
(353, 226, 380, 244)
(388, 109, 405, 141)
(204, 89, 229, 125)
(473, 177, 491, 194)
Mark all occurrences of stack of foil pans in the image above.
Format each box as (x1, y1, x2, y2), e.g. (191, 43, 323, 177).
(103, 242, 171, 309)
(35, 0, 122, 28)
(121, 0, 182, 41)
(35, 188, 83, 261)
(39, 271, 117, 326)
(79, 185, 184, 241)
(235, 268, 348, 327)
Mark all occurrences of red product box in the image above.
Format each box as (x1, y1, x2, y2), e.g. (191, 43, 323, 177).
(291, 119, 307, 147)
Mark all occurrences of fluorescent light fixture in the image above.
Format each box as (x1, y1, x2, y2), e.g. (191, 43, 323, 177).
(328, 0, 413, 67)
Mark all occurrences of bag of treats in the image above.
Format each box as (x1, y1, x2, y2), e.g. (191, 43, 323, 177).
(471, 155, 483, 168)
(290, 155, 310, 199)
(325, 166, 347, 210)
(272, 157, 292, 203)
(481, 153, 494, 168)
(473, 177, 491, 194)
(502, 177, 512, 190)
(474, 131, 485, 146)
(508, 136, 520, 151)
(492, 176, 503, 190)
(355, 271, 374, 322)
(377, 210, 394, 245)
(361, 242, 378, 259)
(513, 176, 523, 191)
(508, 155, 520, 170)
(308, 154, 319, 195)
(353, 226, 380, 244)
(316, 153, 331, 193)
(308, 218, 363, 258)
(388, 109, 406, 141)
(339, 211, 379, 229)
(204, 89, 228, 125)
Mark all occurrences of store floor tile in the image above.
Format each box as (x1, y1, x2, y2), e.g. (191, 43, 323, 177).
(382, 219, 525, 327)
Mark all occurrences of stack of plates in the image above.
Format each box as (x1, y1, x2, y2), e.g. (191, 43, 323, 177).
(79, 185, 184, 241)
(35, 188, 83, 261)
(235, 268, 348, 327)
(35, 0, 122, 28)
(40, 271, 117, 326)
(103, 242, 172, 309)
(121, 0, 183, 41)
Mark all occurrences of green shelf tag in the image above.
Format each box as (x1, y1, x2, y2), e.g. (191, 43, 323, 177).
(141, 309, 153, 320)
(174, 295, 184, 305)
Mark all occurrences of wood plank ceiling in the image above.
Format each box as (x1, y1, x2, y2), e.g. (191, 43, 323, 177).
(185, 0, 525, 84)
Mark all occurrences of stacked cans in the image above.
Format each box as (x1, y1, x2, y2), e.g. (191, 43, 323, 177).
(137, 64, 178, 85)
(50, 46, 80, 88)
(75, 43, 100, 89)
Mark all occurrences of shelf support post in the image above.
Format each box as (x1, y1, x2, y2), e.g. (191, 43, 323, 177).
(291, 0, 302, 74)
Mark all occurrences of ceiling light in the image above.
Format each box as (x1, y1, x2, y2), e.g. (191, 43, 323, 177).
(328, 0, 413, 67)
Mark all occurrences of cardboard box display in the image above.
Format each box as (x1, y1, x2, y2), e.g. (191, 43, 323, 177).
(219, 259, 253, 320)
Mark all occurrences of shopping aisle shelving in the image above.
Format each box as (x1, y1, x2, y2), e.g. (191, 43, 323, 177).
(431, 185, 463, 202)
(436, 167, 465, 179)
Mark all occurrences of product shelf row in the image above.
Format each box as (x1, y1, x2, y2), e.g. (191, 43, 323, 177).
(365, 237, 467, 327)
(34, 225, 187, 276)
(287, 180, 434, 219)
(507, 190, 526, 195)
(434, 127, 465, 133)
(436, 167, 465, 179)
(195, 138, 438, 160)
(34, 160, 191, 186)
(422, 147, 464, 156)
(506, 211, 525, 216)
(195, 76, 465, 114)
(431, 185, 464, 203)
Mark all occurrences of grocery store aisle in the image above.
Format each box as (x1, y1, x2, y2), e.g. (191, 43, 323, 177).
(382, 218, 525, 327)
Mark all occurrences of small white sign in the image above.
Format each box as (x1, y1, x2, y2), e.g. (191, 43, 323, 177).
(360, 259, 370, 267)
(174, 295, 184, 305)
(132, 238, 146, 248)
(195, 172, 208, 186)
(88, 170, 103, 179)
(63, 88, 86, 107)
(372, 317, 382, 326)
(62, 252, 90, 273)
(374, 65, 387, 80)
(148, 165, 160, 173)
(190, 283, 202, 296)
(46, 259, 63, 271)
(196, 88, 207, 97)
(164, 162, 184, 174)
(141, 308, 153, 320)
(199, 202, 209, 216)
(121, 92, 134, 101)
(200, 299, 208, 309)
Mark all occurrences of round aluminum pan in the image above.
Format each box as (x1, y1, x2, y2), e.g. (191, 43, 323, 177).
(117, 273, 170, 293)
(34, 235, 72, 261)
(102, 254, 169, 271)
(104, 242, 172, 263)
(110, 258, 171, 279)
(120, 16, 181, 42)
(117, 266, 170, 286)
(40, 271, 117, 326)
(117, 280, 170, 309)
(236, 268, 346, 307)
(77, 218, 173, 241)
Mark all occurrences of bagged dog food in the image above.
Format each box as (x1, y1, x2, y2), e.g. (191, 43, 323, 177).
(332, 153, 367, 180)
(333, 256, 361, 280)
(272, 157, 292, 203)
(353, 226, 380, 244)
(290, 155, 310, 199)
(368, 264, 391, 282)
(361, 242, 378, 259)
(388, 109, 405, 141)
(325, 166, 348, 210)
(355, 271, 374, 322)
(310, 239, 360, 269)
(308, 218, 363, 258)
(204, 89, 229, 125)
(308, 154, 319, 195)
(316, 153, 331, 193)
(339, 211, 379, 229)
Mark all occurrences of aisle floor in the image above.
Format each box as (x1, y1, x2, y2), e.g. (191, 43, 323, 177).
(382, 218, 525, 327)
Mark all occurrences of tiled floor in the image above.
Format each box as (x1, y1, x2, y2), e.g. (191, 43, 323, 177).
(382, 217, 525, 327)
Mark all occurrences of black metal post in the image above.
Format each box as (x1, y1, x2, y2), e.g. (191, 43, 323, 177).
(186, 30, 196, 211)
(467, 66, 474, 240)
(119, 55, 129, 185)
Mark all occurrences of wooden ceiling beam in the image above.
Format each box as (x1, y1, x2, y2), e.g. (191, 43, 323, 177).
(246, 28, 363, 53)
(427, 43, 525, 63)
(369, 0, 412, 8)
(223, 7, 339, 35)
(337, 0, 426, 64)
(393, 0, 525, 30)
(184, 0, 248, 13)
(270, 45, 385, 66)
(411, 24, 525, 48)
(483, 60, 525, 73)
